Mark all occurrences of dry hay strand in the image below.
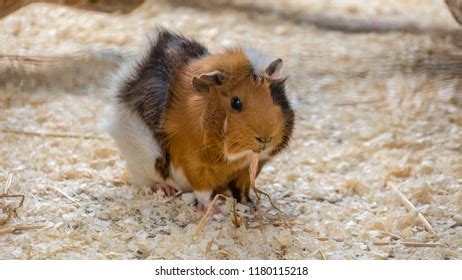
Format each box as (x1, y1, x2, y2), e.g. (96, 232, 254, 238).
(193, 153, 287, 240)
(314, 236, 443, 248)
(0, 127, 110, 141)
(193, 194, 239, 240)
(314, 236, 345, 242)
(384, 177, 437, 236)
(47, 186, 81, 205)
(0, 224, 47, 235)
(230, 198, 246, 229)
(380, 231, 402, 240)
(249, 153, 282, 212)
(246, 152, 300, 230)
(371, 241, 443, 248)
(0, 174, 25, 226)
(0, 174, 45, 236)
(0, 194, 25, 226)
(205, 238, 215, 255)
(317, 250, 327, 260)
(3, 173, 13, 195)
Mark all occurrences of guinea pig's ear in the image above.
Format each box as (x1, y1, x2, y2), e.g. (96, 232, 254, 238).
(192, 71, 228, 92)
(265, 58, 283, 80)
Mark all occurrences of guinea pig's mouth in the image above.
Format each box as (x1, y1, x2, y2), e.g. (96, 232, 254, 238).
(253, 144, 268, 153)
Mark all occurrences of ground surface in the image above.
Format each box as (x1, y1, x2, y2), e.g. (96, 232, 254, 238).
(0, 0, 461, 259)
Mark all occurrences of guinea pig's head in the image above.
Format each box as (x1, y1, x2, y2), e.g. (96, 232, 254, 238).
(192, 50, 295, 160)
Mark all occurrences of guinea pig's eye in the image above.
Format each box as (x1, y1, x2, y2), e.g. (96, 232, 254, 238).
(230, 97, 242, 112)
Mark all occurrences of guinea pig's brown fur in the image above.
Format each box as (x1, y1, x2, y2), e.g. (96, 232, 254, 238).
(164, 50, 290, 199)
(108, 30, 294, 207)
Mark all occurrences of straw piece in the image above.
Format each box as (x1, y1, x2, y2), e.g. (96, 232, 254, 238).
(249, 153, 259, 187)
(247, 218, 300, 230)
(0, 224, 47, 235)
(319, 250, 327, 260)
(193, 194, 228, 240)
(380, 231, 402, 240)
(47, 186, 81, 205)
(249, 153, 282, 212)
(315, 236, 344, 242)
(372, 241, 442, 248)
(205, 238, 215, 254)
(314, 236, 442, 248)
(192, 193, 248, 240)
(3, 174, 13, 195)
(249, 153, 260, 203)
(231, 199, 245, 228)
(0, 194, 25, 208)
(0, 194, 25, 226)
(386, 180, 436, 235)
(388, 167, 412, 178)
(0, 127, 110, 141)
(0, 211, 12, 227)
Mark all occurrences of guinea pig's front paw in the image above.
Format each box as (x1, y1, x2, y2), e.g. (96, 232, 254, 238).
(243, 199, 257, 212)
(194, 190, 221, 215)
(235, 195, 256, 212)
(196, 202, 221, 215)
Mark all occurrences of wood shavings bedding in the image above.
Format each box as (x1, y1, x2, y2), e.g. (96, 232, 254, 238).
(0, 0, 461, 259)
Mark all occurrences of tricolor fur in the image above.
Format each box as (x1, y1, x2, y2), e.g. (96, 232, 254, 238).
(107, 29, 294, 206)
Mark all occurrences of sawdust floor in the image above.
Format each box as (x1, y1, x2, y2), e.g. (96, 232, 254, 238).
(0, 0, 461, 259)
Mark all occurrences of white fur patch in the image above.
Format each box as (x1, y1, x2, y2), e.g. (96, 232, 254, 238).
(243, 47, 271, 73)
(106, 104, 164, 187)
(107, 102, 194, 191)
(226, 150, 252, 162)
(223, 142, 252, 162)
(194, 190, 212, 206)
(166, 166, 192, 192)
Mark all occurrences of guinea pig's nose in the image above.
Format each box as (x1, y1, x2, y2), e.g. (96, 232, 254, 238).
(255, 136, 272, 144)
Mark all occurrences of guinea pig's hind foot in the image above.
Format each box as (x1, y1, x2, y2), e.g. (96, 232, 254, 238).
(158, 185, 178, 196)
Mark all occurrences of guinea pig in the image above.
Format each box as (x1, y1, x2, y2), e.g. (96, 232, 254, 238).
(107, 29, 294, 210)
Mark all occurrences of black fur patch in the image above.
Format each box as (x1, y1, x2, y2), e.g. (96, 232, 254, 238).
(249, 66, 259, 83)
(269, 78, 295, 155)
(266, 58, 282, 76)
(117, 29, 209, 147)
(228, 179, 242, 202)
(154, 152, 170, 179)
(227, 159, 266, 204)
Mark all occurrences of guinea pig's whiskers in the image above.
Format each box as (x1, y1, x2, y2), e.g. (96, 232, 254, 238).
(272, 125, 283, 138)
(191, 142, 220, 154)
